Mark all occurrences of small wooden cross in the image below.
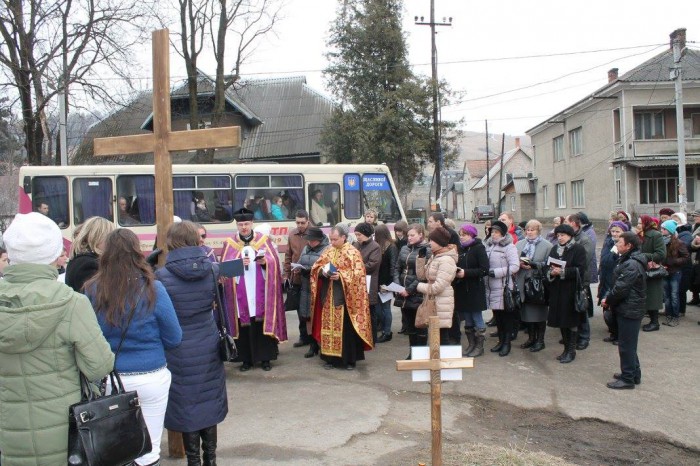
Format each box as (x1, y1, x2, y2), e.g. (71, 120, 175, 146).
(93, 28, 241, 266)
(93, 29, 240, 458)
(396, 316, 474, 466)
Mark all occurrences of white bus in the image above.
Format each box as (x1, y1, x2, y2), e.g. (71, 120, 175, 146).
(18, 163, 406, 257)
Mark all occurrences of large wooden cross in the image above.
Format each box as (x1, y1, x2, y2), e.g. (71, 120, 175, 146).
(93, 28, 240, 265)
(93, 29, 240, 458)
(396, 316, 474, 466)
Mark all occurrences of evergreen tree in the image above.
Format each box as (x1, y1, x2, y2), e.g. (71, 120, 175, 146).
(321, 0, 460, 196)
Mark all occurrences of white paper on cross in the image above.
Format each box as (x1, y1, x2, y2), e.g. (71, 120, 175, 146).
(410, 346, 464, 382)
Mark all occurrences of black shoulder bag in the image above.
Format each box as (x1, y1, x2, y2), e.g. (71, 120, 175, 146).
(213, 269, 238, 362)
(574, 269, 589, 314)
(503, 272, 522, 313)
(524, 265, 548, 305)
(67, 289, 152, 466)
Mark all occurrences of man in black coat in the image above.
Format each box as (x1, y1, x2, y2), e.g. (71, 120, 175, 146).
(601, 232, 647, 389)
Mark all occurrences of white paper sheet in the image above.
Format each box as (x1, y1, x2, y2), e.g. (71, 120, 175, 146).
(411, 346, 463, 382)
(381, 282, 406, 293)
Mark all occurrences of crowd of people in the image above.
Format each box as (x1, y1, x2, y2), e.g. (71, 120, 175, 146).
(1, 203, 699, 464)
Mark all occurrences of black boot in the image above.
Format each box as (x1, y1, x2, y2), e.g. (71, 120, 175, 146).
(498, 333, 511, 357)
(556, 328, 567, 360)
(304, 340, 319, 358)
(642, 310, 660, 332)
(467, 329, 485, 357)
(519, 323, 536, 349)
(490, 329, 505, 352)
(200, 425, 217, 466)
(530, 322, 546, 352)
(560, 330, 577, 364)
(486, 316, 496, 327)
(182, 431, 202, 466)
(463, 327, 476, 356)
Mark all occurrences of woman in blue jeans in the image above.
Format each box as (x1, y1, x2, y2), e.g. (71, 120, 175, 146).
(660, 220, 689, 327)
(375, 224, 398, 343)
(453, 224, 489, 357)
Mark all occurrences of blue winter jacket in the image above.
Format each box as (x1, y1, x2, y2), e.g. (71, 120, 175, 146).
(156, 246, 228, 432)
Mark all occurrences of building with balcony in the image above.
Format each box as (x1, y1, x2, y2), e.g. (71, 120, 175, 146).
(527, 29, 700, 220)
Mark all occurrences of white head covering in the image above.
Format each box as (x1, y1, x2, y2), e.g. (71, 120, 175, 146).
(672, 212, 687, 226)
(254, 223, 271, 236)
(3, 212, 63, 265)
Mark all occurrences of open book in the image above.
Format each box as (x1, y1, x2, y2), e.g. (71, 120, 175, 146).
(546, 257, 566, 268)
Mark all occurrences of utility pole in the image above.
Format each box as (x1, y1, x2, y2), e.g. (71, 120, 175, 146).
(497, 133, 505, 215)
(671, 28, 687, 214)
(415, 3, 451, 211)
(58, 75, 68, 166)
(485, 120, 490, 206)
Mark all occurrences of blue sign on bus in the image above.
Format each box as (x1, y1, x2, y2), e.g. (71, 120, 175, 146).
(344, 174, 360, 191)
(362, 174, 390, 191)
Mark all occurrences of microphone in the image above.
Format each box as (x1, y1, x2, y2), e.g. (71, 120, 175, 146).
(242, 246, 255, 271)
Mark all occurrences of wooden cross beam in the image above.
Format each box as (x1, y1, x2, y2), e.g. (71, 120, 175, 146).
(93, 28, 240, 267)
(396, 316, 474, 466)
(93, 28, 240, 459)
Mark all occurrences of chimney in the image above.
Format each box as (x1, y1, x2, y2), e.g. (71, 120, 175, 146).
(608, 68, 619, 83)
(670, 28, 686, 50)
(514, 137, 520, 148)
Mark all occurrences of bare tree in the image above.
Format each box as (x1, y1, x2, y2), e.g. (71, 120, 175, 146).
(163, 0, 283, 163)
(0, 0, 155, 166)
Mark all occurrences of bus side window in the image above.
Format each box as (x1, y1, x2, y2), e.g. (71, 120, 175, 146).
(308, 183, 340, 226)
(32, 176, 69, 228)
(72, 178, 114, 225)
(234, 175, 304, 221)
(361, 173, 400, 223)
(117, 175, 154, 225)
(343, 174, 361, 219)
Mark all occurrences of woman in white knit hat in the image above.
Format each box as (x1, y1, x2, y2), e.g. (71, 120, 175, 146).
(0, 213, 115, 464)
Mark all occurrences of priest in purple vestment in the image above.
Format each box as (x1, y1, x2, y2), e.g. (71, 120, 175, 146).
(221, 208, 287, 371)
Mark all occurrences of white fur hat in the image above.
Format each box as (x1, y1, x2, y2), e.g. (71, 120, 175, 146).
(3, 212, 63, 265)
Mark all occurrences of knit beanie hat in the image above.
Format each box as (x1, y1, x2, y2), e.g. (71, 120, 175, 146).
(3, 212, 63, 265)
(661, 220, 678, 235)
(354, 222, 374, 238)
(428, 226, 451, 247)
(659, 207, 675, 217)
(553, 224, 576, 237)
(459, 223, 478, 238)
(490, 221, 508, 237)
(608, 221, 629, 233)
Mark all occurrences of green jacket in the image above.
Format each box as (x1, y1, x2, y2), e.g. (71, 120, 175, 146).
(0, 264, 115, 466)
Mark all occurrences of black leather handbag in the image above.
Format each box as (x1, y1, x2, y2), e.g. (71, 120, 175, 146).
(67, 292, 151, 466)
(503, 273, 522, 313)
(524, 267, 548, 305)
(213, 269, 238, 362)
(574, 269, 589, 314)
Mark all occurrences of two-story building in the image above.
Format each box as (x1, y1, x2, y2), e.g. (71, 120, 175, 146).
(527, 29, 700, 221)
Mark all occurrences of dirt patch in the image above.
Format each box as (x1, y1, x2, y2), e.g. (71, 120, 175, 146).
(382, 393, 700, 466)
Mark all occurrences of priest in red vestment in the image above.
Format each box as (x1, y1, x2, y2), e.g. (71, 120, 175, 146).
(221, 208, 287, 371)
(310, 223, 373, 370)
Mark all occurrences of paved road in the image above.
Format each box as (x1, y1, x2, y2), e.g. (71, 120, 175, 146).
(160, 288, 700, 465)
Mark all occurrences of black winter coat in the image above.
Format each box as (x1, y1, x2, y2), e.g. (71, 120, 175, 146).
(393, 242, 431, 310)
(597, 235, 619, 302)
(65, 252, 99, 292)
(156, 246, 227, 432)
(453, 239, 488, 313)
(604, 249, 647, 320)
(546, 241, 587, 329)
(378, 243, 398, 287)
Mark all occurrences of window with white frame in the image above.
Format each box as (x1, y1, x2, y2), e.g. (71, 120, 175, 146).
(569, 127, 583, 156)
(614, 166, 622, 205)
(634, 112, 664, 140)
(542, 185, 549, 209)
(571, 180, 585, 207)
(553, 135, 564, 161)
(510, 195, 516, 211)
(556, 183, 566, 208)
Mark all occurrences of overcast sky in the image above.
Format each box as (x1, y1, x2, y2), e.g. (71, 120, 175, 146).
(160, 0, 700, 138)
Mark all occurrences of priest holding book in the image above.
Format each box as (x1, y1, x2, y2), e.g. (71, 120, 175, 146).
(221, 208, 287, 371)
(310, 223, 373, 370)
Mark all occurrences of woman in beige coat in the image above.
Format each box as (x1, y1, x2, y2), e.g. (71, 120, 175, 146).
(416, 227, 458, 343)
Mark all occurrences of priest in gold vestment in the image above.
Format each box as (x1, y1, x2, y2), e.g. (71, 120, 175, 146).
(310, 224, 373, 369)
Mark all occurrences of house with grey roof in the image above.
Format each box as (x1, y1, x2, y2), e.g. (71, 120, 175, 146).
(73, 73, 335, 164)
(469, 141, 533, 217)
(527, 29, 700, 220)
